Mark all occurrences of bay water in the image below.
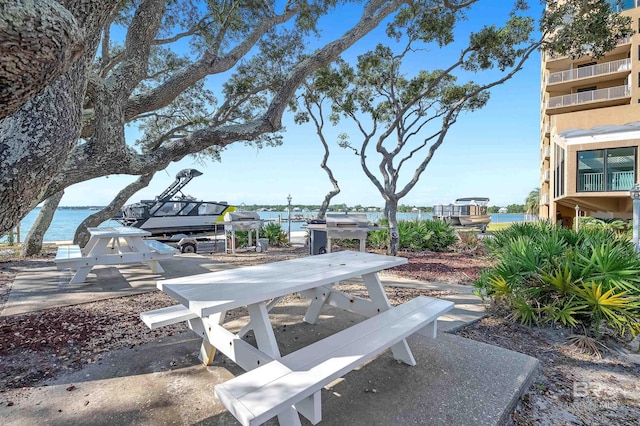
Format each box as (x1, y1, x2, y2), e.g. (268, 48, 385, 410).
(2, 208, 528, 243)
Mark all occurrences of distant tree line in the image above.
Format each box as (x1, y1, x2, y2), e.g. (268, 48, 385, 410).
(488, 204, 526, 214)
(240, 203, 529, 214)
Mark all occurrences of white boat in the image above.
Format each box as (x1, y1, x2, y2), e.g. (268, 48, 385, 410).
(113, 169, 236, 236)
(433, 197, 491, 231)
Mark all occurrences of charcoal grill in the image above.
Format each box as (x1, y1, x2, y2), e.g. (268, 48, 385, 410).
(307, 214, 372, 254)
(223, 212, 264, 254)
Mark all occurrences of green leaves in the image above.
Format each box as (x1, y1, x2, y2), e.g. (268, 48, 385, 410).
(366, 219, 456, 252)
(542, 0, 634, 59)
(477, 222, 640, 337)
(574, 281, 640, 335)
(261, 222, 289, 246)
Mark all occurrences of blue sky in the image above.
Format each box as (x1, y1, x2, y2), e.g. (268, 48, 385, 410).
(61, 1, 543, 209)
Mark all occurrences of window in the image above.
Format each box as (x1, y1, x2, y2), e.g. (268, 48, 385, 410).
(609, 0, 636, 12)
(554, 145, 565, 198)
(577, 147, 637, 192)
(577, 86, 597, 93)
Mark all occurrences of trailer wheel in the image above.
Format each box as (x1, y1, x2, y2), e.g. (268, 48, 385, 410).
(180, 242, 197, 254)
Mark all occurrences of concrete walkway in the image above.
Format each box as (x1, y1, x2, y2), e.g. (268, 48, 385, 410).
(0, 251, 538, 426)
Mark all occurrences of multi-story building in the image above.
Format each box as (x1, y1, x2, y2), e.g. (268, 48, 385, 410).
(540, 1, 640, 226)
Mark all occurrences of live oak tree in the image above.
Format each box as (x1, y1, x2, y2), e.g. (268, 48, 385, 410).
(0, 0, 88, 119)
(293, 72, 348, 219)
(0, 0, 631, 253)
(299, 0, 632, 255)
(0, 0, 411, 240)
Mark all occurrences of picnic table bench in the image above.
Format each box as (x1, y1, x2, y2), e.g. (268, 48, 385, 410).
(140, 251, 454, 425)
(55, 226, 178, 284)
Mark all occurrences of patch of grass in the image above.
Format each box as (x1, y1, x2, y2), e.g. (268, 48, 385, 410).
(486, 222, 514, 232)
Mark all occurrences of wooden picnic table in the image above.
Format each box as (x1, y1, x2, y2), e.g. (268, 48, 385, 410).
(144, 251, 454, 425)
(55, 226, 178, 284)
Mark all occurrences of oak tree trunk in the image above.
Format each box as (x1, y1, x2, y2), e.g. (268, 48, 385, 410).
(0, 0, 118, 234)
(0, 0, 84, 119)
(21, 190, 64, 257)
(74, 173, 154, 247)
(387, 199, 399, 256)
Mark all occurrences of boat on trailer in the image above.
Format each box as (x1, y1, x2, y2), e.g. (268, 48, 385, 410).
(432, 197, 491, 231)
(113, 169, 236, 237)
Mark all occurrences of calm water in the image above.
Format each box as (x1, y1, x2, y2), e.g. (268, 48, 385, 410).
(2, 208, 529, 242)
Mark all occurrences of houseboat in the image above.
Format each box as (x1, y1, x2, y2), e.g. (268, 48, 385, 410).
(432, 197, 491, 231)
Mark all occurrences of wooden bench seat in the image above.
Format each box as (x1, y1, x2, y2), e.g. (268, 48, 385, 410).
(55, 245, 88, 269)
(144, 239, 179, 255)
(140, 305, 198, 329)
(214, 296, 454, 426)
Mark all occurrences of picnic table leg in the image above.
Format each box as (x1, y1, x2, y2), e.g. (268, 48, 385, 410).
(125, 237, 166, 273)
(69, 266, 92, 284)
(362, 272, 416, 366)
(189, 313, 224, 365)
(82, 237, 110, 256)
(246, 303, 281, 358)
(146, 259, 165, 273)
(246, 303, 303, 426)
(237, 297, 283, 338)
(302, 285, 335, 324)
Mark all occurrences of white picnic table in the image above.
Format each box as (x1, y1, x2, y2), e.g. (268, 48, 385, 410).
(145, 251, 454, 426)
(54, 226, 178, 284)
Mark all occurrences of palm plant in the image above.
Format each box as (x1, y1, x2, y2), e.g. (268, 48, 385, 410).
(475, 221, 640, 338)
(525, 188, 540, 217)
(261, 223, 288, 246)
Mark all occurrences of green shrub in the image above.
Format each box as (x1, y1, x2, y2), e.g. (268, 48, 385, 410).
(476, 221, 640, 338)
(366, 226, 388, 249)
(230, 230, 249, 248)
(228, 223, 288, 248)
(367, 220, 456, 252)
(261, 222, 288, 247)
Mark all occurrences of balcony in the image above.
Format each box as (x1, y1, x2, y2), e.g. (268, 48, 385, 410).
(542, 169, 551, 182)
(577, 170, 635, 192)
(546, 59, 631, 91)
(543, 145, 551, 159)
(544, 37, 631, 69)
(540, 193, 549, 206)
(547, 85, 630, 114)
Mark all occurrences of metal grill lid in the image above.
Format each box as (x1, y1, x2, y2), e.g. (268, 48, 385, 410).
(326, 214, 368, 227)
(224, 211, 261, 222)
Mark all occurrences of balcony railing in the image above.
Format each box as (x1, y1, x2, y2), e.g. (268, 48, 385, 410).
(547, 59, 630, 85)
(543, 145, 551, 159)
(545, 37, 631, 61)
(540, 193, 549, 206)
(577, 170, 635, 192)
(543, 169, 551, 182)
(548, 85, 630, 109)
